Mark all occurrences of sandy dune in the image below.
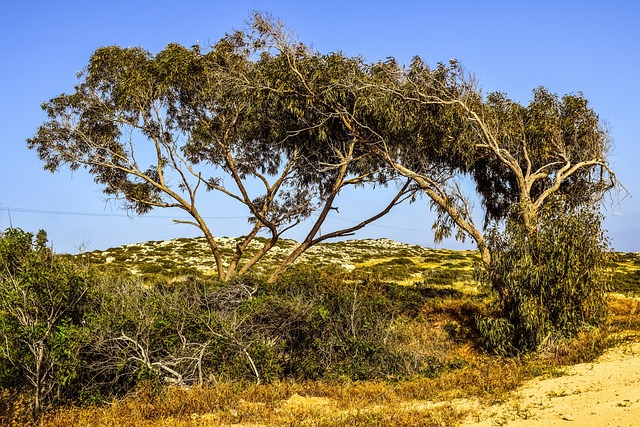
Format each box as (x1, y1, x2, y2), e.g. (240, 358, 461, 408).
(461, 342, 640, 427)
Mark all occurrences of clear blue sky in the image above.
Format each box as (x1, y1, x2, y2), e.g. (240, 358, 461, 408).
(1, 1, 638, 253)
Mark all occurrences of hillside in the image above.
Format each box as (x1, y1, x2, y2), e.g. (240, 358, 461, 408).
(77, 236, 640, 295)
(77, 236, 480, 287)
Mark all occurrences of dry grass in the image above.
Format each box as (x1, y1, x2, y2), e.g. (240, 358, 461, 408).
(34, 294, 640, 427)
(609, 295, 640, 329)
(33, 310, 530, 427)
(38, 374, 501, 427)
(36, 352, 532, 427)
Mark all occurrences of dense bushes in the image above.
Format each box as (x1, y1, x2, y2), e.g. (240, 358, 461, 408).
(1, 220, 617, 421)
(1, 230, 483, 419)
(77, 268, 462, 389)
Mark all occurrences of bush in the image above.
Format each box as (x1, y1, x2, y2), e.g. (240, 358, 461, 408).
(267, 268, 460, 381)
(480, 203, 611, 353)
(0, 244, 482, 416)
(475, 317, 515, 355)
(0, 228, 91, 417)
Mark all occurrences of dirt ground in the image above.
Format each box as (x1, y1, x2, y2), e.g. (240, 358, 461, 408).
(460, 341, 640, 427)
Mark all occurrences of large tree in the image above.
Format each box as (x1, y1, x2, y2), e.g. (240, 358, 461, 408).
(345, 57, 617, 272)
(251, 26, 618, 348)
(28, 15, 415, 283)
(345, 56, 618, 349)
(28, 12, 618, 317)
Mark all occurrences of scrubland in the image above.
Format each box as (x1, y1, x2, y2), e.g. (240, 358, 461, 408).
(2, 237, 639, 426)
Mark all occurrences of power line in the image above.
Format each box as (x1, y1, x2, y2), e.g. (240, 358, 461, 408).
(1, 206, 428, 233)
(326, 213, 428, 232)
(0, 206, 248, 220)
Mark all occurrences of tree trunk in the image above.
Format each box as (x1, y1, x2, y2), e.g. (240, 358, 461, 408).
(267, 241, 312, 284)
(33, 342, 44, 417)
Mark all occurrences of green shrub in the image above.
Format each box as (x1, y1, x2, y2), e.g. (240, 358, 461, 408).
(420, 268, 461, 287)
(475, 317, 515, 355)
(481, 203, 611, 353)
(0, 228, 91, 417)
(0, 248, 482, 414)
(139, 263, 163, 274)
(611, 268, 640, 295)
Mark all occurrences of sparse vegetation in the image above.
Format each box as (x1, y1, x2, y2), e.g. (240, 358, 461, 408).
(75, 237, 479, 286)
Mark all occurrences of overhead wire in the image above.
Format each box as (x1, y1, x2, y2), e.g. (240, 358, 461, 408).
(1, 206, 247, 220)
(1, 206, 428, 232)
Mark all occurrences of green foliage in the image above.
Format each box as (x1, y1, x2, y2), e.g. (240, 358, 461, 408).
(609, 253, 640, 295)
(480, 203, 611, 353)
(471, 88, 612, 226)
(2, 226, 635, 423)
(420, 268, 461, 287)
(79, 275, 214, 397)
(357, 257, 421, 281)
(0, 228, 90, 416)
(265, 268, 472, 381)
(611, 269, 640, 295)
(475, 317, 516, 356)
(70, 263, 475, 395)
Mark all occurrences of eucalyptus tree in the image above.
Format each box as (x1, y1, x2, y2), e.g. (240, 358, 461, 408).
(256, 24, 618, 349)
(28, 17, 414, 283)
(355, 56, 617, 349)
(27, 10, 617, 308)
(357, 57, 616, 271)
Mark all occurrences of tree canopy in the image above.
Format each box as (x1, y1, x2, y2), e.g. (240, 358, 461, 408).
(28, 13, 617, 285)
(342, 56, 616, 269)
(28, 15, 415, 282)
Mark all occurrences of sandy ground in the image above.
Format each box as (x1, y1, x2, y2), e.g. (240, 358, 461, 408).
(460, 341, 640, 427)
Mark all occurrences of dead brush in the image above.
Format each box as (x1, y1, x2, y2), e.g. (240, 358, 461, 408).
(609, 296, 640, 330)
(533, 328, 611, 366)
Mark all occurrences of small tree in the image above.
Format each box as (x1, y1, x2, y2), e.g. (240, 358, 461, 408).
(480, 201, 611, 352)
(0, 228, 89, 417)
